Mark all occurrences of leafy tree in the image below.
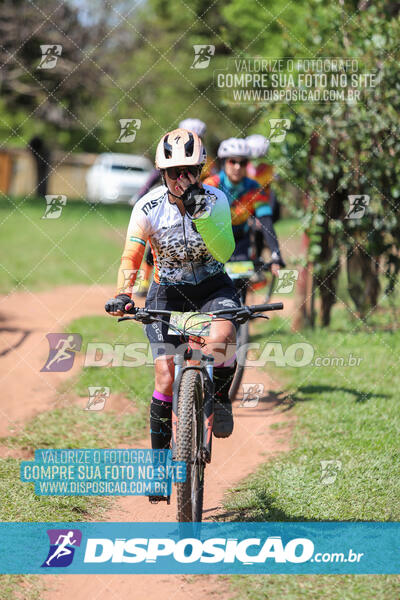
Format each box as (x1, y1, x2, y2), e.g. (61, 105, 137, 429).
(263, 0, 400, 324)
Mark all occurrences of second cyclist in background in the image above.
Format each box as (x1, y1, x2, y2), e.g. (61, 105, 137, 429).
(203, 137, 284, 284)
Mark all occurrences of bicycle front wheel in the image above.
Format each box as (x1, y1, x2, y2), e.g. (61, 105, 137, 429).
(176, 369, 205, 522)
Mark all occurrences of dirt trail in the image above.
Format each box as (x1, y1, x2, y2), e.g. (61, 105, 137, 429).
(0, 285, 294, 600)
(0, 284, 118, 438)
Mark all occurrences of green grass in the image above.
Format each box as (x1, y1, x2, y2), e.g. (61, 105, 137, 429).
(228, 574, 400, 599)
(222, 307, 400, 599)
(274, 217, 300, 240)
(0, 195, 130, 294)
(0, 575, 42, 600)
(0, 458, 107, 522)
(223, 311, 400, 521)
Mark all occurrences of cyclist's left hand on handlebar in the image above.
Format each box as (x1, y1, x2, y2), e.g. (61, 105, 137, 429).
(105, 294, 135, 317)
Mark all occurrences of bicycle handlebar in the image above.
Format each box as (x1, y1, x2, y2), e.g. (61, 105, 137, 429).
(248, 302, 283, 312)
(117, 302, 283, 323)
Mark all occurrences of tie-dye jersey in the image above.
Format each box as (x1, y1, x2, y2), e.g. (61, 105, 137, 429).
(116, 184, 235, 293)
(203, 170, 272, 237)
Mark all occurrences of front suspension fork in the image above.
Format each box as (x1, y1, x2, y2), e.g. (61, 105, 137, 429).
(171, 353, 214, 464)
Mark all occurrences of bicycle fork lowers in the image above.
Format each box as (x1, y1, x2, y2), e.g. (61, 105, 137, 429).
(171, 345, 214, 465)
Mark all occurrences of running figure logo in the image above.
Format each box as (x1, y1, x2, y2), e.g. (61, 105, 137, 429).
(116, 119, 141, 143)
(320, 460, 342, 485)
(275, 269, 299, 294)
(86, 386, 110, 411)
(240, 383, 264, 407)
(42, 195, 67, 219)
(268, 119, 291, 143)
(345, 195, 370, 219)
(191, 45, 215, 69)
(37, 45, 62, 69)
(41, 333, 82, 372)
(41, 529, 82, 567)
(122, 268, 145, 294)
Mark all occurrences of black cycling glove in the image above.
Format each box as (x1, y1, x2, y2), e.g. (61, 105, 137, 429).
(105, 294, 135, 314)
(181, 184, 207, 218)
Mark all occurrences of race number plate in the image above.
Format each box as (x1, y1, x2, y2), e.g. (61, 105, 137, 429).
(225, 260, 254, 279)
(167, 312, 213, 336)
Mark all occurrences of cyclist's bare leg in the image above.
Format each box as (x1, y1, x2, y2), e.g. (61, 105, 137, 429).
(154, 355, 175, 396)
(203, 319, 236, 366)
(150, 356, 175, 452)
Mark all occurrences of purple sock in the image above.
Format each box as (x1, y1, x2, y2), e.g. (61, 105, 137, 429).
(152, 389, 172, 403)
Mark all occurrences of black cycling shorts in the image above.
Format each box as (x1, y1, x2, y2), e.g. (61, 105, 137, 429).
(144, 272, 240, 359)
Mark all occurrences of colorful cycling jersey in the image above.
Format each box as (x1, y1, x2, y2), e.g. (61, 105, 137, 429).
(203, 170, 272, 237)
(247, 162, 274, 188)
(116, 184, 235, 293)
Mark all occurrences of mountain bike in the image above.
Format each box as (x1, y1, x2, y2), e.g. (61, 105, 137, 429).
(118, 301, 283, 523)
(225, 259, 277, 400)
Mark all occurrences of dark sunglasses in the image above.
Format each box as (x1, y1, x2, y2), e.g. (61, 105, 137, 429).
(165, 165, 201, 180)
(227, 158, 248, 167)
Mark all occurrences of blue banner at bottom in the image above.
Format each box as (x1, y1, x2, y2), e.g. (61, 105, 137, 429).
(0, 522, 398, 574)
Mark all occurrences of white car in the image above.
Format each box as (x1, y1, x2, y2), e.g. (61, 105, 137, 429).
(86, 153, 153, 205)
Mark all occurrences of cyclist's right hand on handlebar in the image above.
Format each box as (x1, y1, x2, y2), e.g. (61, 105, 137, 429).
(105, 294, 135, 316)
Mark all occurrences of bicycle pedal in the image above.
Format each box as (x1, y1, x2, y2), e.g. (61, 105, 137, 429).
(148, 495, 171, 504)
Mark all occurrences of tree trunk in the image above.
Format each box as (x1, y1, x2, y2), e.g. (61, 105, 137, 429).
(28, 137, 50, 198)
(315, 263, 340, 326)
(347, 246, 380, 318)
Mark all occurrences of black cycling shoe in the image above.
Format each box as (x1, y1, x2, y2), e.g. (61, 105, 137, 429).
(148, 495, 171, 504)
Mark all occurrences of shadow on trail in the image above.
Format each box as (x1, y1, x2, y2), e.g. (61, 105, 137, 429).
(213, 493, 312, 522)
(233, 390, 301, 413)
(295, 384, 390, 404)
(252, 386, 390, 409)
(0, 327, 31, 357)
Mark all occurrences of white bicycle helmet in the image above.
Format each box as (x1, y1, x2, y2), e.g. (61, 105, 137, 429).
(155, 128, 206, 169)
(217, 138, 250, 159)
(246, 134, 270, 158)
(178, 118, 207, 138)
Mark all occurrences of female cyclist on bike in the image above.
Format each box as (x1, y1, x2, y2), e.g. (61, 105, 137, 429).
(136, 118, 217, 297)
(105, 128, 240, 447)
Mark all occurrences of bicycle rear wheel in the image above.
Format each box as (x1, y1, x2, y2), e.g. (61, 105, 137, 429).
(229, 319, 249, 401)
(176, 369, 205, 522)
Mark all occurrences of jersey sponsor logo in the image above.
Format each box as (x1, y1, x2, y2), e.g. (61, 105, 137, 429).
(142, 198, 160, 216)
